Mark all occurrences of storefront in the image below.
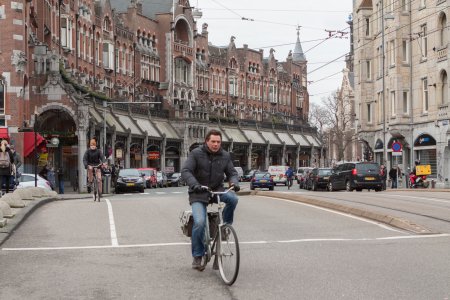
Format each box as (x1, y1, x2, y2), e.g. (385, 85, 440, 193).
(414, 134, 437, 178)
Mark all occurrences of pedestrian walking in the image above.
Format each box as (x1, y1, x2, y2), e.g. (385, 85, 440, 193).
(389, 166, 398, 189)
(57, 167, 64, 194)
(380, 164, 387, 190)
(0, 140, 14, 195)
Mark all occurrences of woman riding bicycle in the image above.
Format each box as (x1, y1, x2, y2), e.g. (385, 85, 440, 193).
(83, 138, 106, 196)
(181, 129, 240, 271)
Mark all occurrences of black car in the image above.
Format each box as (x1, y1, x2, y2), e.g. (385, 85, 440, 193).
(242, 169, 259, 182)
(115, 168, 145, 193)
(167, 172, 185, 187)
(328, 162, 382, 192)
(306, 168, 332, 191)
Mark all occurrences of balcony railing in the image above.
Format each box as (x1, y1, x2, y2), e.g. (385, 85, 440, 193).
(174, 41, 193, 56)
(438, 103, 449, 119)
(437, 45, 447, 62)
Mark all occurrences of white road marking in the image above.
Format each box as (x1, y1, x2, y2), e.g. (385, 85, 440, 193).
(2, 234, 449, 251)
(155, 192, 167, 195)
(381, 194, 450, 204)
(264, 196, 406, 233)
(105, 198, 119, 246)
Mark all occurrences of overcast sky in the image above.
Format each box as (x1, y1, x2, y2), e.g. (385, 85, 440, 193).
(195, 0, 353, 105)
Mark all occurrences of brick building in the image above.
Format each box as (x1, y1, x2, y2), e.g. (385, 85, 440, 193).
(0, 0, 322, 192)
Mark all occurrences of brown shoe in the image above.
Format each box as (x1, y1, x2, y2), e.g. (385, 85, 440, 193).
(192, 256, 205, 271)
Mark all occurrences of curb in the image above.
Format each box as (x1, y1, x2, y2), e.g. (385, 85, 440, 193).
(251, 191, 437, 235)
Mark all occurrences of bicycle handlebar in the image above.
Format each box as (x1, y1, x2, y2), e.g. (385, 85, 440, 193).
(200, 186, 235, 195)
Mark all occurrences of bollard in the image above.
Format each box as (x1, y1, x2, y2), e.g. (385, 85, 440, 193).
(431, 179, 436, 189)
(102, 175, 111, 194)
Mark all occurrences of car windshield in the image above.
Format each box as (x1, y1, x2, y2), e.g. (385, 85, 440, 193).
(319, 169, 332, 175)
(297, 169, 304, 174)
(356, 164, 379, 172)
(140, 170, 154, 176)
(119, 169, 140, 176)
(255, 173, 271, 179)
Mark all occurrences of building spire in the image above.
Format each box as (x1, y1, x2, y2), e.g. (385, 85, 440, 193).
(293, 26, 306, 62)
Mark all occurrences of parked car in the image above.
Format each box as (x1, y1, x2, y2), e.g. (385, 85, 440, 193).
(234, 167, 244, 181)
(242, 169, 259, 181)
(267, 165, 289, 185)
(250, 172, 274, 190)
(296, 167, 313, 187)
(137, 168, 157, 188)
(167, 172, 185, 187)
(328, 162, 382, 192)
(305, 168, 332, 191)
(115, 168, 145, 193)
(16, 173, 53, 191)
(156, 171, 169, 188)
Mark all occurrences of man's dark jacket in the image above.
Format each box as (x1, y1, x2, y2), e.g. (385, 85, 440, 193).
(181, 144, 238, 204)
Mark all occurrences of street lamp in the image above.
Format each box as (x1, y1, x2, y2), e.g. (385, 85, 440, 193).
(381, 6, 394, 166)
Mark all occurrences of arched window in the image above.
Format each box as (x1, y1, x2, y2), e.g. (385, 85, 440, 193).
(441, 70, 448, 104)
(439, 13, 448, 47)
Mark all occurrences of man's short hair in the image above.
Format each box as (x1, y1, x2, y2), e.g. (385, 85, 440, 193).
(205, 129, 222, 142)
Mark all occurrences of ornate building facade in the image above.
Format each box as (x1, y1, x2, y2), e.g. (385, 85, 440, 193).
(0, 0, 322, 192)
(353, 0, 450, 187)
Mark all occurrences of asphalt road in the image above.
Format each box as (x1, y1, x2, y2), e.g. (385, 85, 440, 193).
(1, 185, 449, 299)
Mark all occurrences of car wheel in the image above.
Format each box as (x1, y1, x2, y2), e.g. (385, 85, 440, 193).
(269, 186, 274, 191)
(328, 182, 334, 192)
(375, 188, 382, 192)
(250, 184, 255, 190)
(356, 188, 362, 192)
(345, 181, 353, 192)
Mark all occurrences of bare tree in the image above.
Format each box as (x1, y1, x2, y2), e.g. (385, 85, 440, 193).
(310, 90, 356, 162)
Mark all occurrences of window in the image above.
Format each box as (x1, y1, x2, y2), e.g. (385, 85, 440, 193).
(269, 80, 277, 103)
(229, 77, 237, 97)
(420, 25, 427, 59)
(390, 91, 396, 116)
(60, 16, 72, 49)
(442, 71, 448, 104)
(420, 0, 426, 8)
(389, 40, 395, 66)
(103, 17, 111, 32)
(387, 0, 394, 12)
(439, 14, 447, 47)
(102, 42, 114, 70)
(402, 91, 409, 114)
(365, 18, 371, 37)
(401, 0, 409, 12)
(422, 78, 429, 112)
(365, 60, 371, 80)
(367, 103, 372, 123)
(402, 40, 409, 63)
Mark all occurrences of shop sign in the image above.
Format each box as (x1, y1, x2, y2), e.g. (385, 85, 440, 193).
(116, 148, 123, 159)
(148, 151, 160, 160)
(38, 153, 48, 167)
(165, 166, 174, 173)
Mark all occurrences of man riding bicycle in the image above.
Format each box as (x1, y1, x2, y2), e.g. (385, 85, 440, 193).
(181, 129, 240, 271)
(285, 165, 294, 189)
(83, 138, 106, 196)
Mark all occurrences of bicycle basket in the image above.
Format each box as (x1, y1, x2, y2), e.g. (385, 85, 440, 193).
(180, 210, 193, 237)
(208, 211, 219, 238)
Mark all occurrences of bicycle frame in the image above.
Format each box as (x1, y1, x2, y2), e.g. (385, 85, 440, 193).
(200, 186, 240, 285)
(90, 163, 103, 201)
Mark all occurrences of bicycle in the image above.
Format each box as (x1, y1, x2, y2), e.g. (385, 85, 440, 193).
(180, 186, 240, 285)
(89, 163, 103, 202)
(201, 186, 240, 285)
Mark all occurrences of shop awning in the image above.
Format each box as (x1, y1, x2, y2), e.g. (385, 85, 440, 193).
(23, 131, 46, 157)
(242, 130, 265, 144)
(136, 118, 161, 138)
(152, 120, 180, 139)
(105, 114, 126, 133)
(116, 114, 143, 136)
(276, 132, 297, 146)
(225, 128, 248, 143)
(304, 134, 321, 147)
(260, 131, 282, 145)
(90, 108, 103, 124)
(0, 127, 9, 140)
(218, 129, 230, 143)
(291, 133, 310, 147)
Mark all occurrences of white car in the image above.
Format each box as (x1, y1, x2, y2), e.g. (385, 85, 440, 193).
(17, 173, 53, 191)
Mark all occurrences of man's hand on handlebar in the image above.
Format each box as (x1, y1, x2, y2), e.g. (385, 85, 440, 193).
(230, 184, 240, 192)
(192, 185, 208, 193)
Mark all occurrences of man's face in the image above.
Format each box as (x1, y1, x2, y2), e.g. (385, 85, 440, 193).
(206, 134, 221, 153)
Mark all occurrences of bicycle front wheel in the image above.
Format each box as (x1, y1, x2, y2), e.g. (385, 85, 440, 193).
(217, 224, 240, 285)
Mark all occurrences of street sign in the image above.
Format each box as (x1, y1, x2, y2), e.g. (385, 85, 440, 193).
(392, 142, 402, 152)
(392, 151, 402, 156)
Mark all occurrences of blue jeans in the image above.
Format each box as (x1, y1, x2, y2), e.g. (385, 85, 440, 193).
(191, 192, 238, 257)
(59, 179, 64, 194)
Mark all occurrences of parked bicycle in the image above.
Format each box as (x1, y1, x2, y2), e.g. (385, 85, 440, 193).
(181, 186, 240, 285)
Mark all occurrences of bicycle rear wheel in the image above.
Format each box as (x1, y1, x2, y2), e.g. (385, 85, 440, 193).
(92, 179, 98, 202)
(217, 224, 240, 285)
